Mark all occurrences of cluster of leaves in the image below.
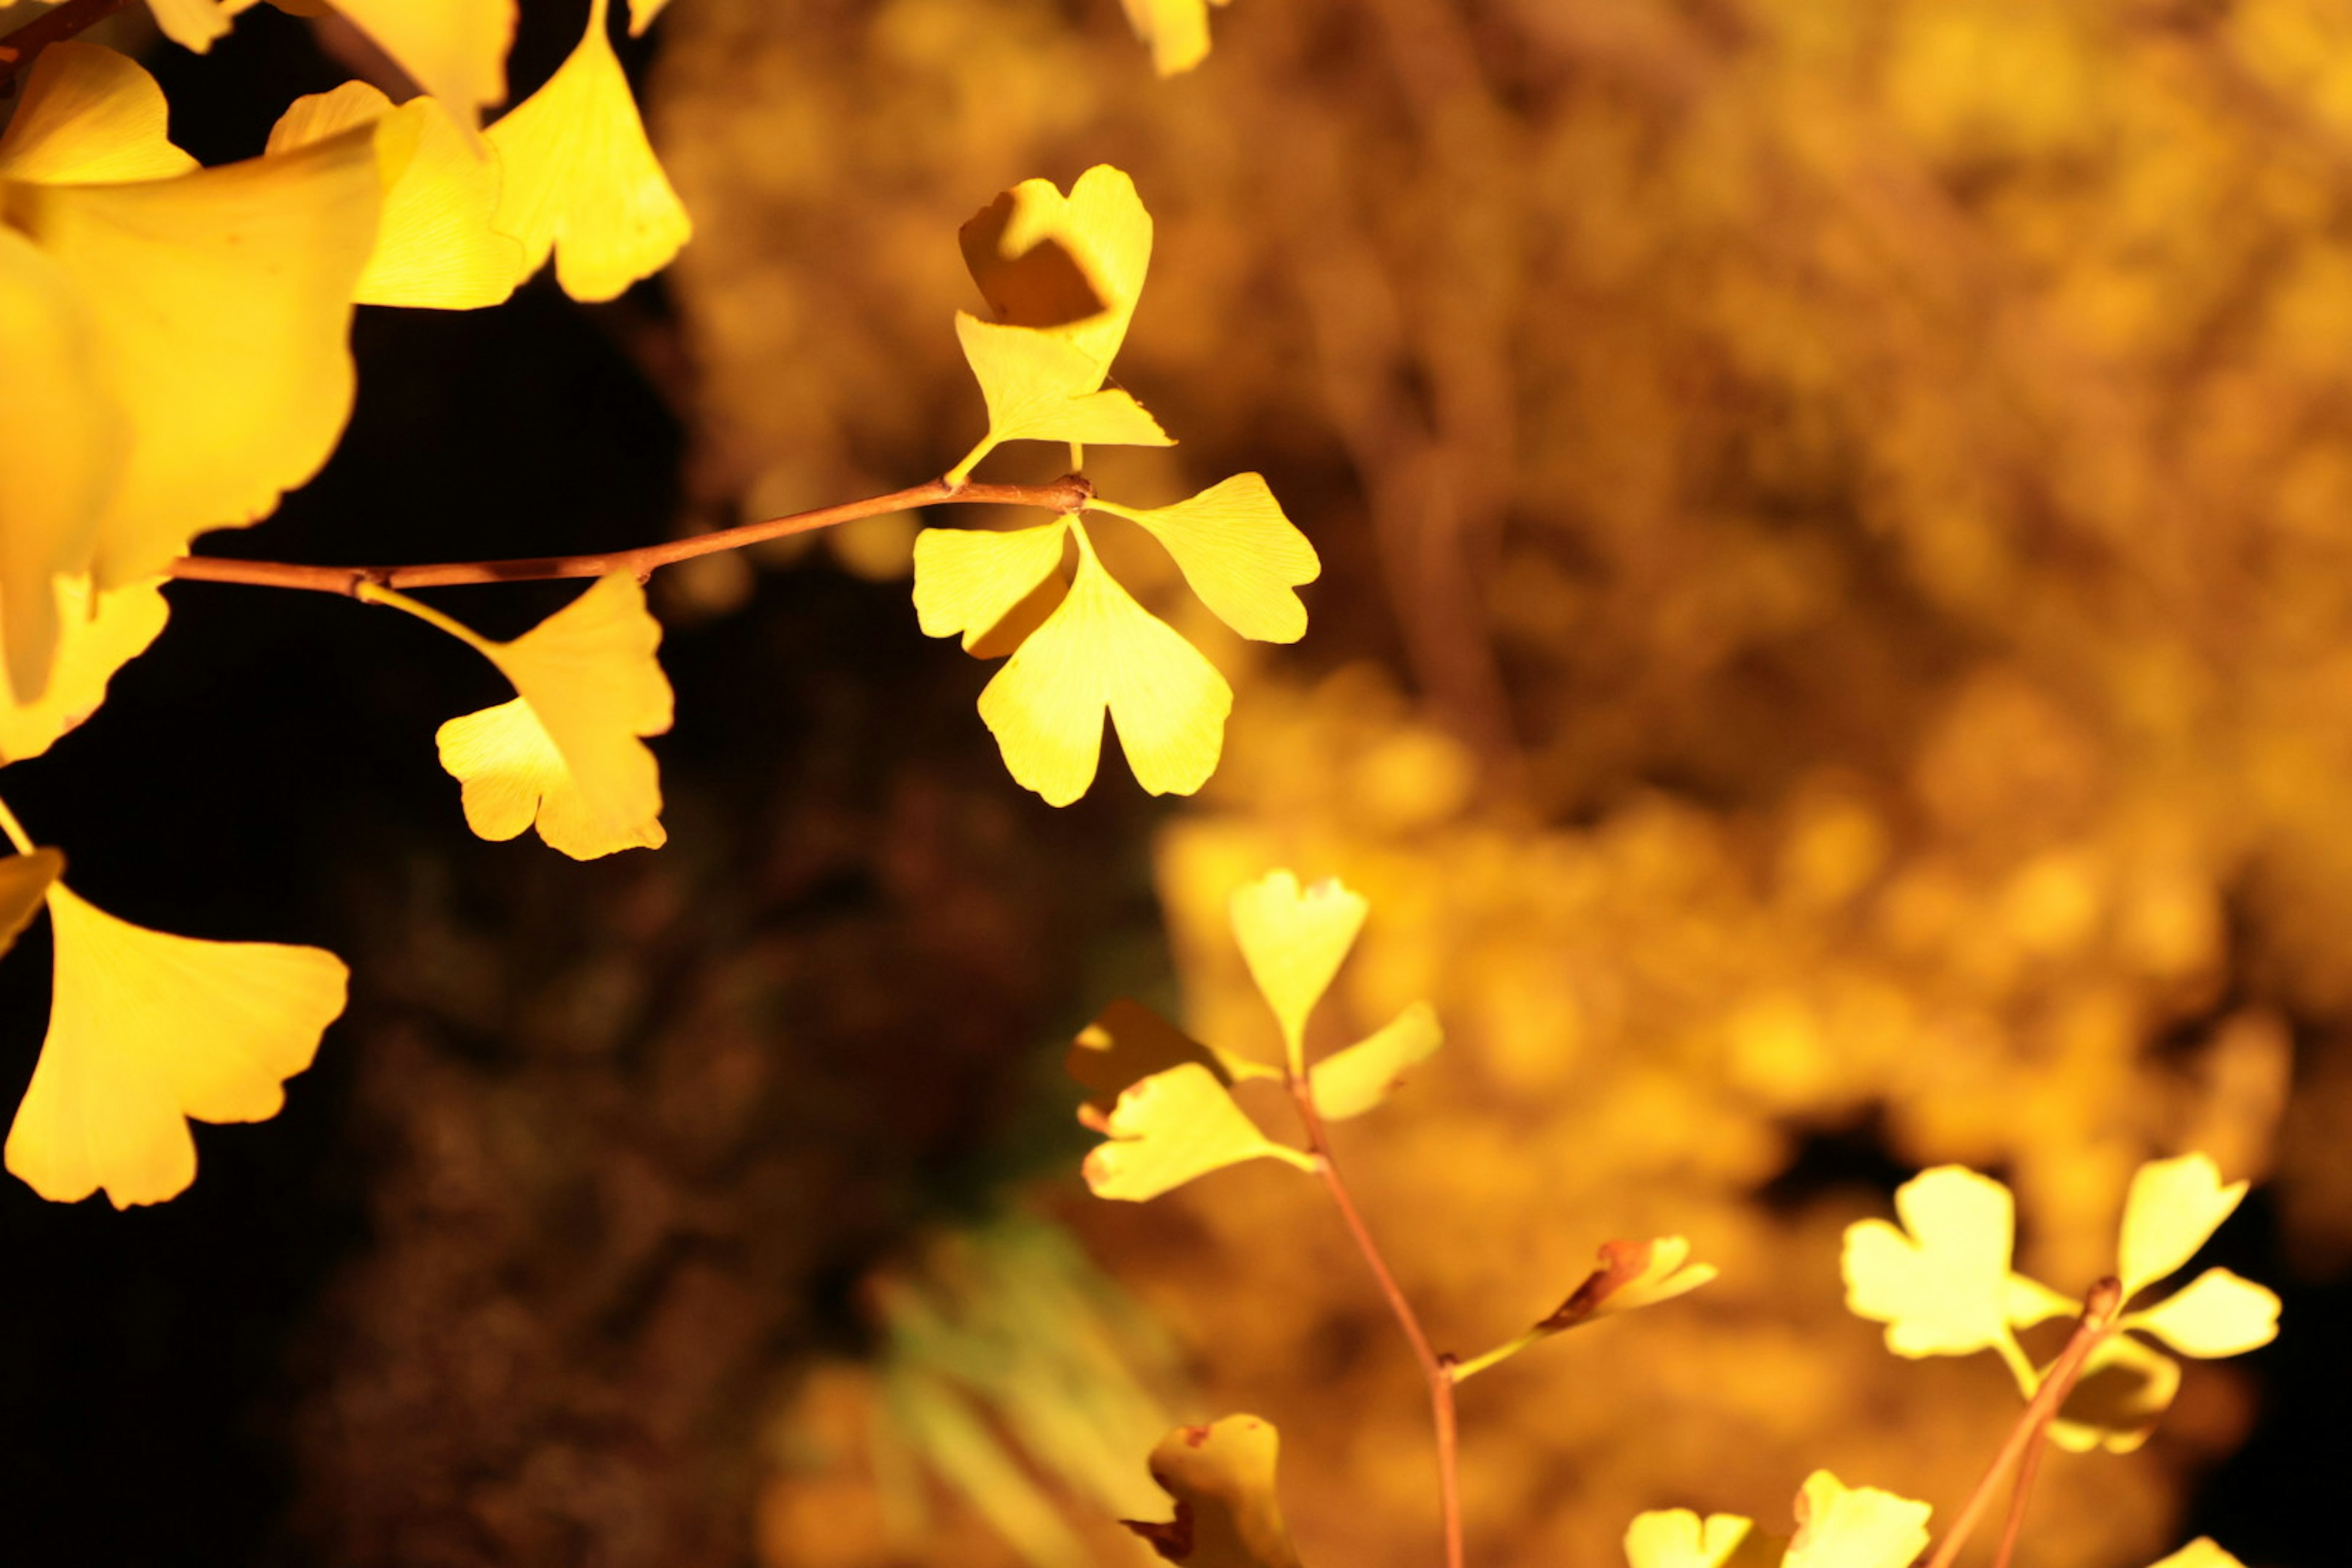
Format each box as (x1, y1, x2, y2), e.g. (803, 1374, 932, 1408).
(1070, 872, 2277, 1568)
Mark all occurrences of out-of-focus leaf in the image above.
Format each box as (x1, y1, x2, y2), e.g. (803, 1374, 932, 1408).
(1227, 869, 1366, 1061)
(1082, 1063, 1308, 1202)
(1539, 1236, 1717, 1330)
(1307, 1000, 1441, 1121)
(1118, 0, 1227, 77)
(883, 1368, 1087, 1568)
(2145, 1541, 2247, 1568)
(1842, 1166, 2045, 1359)
(1623, 1509, 1780, 1568)
(331, 0, 517, 129)
(2117, 1153, 2247, 1300)
(2123, 1268, 2280, 1358)
(2049, 1331, 2180, 1454)
(1121, 1415, 1306, 1568)
(0, 43, 197, 184)
(1781, 1471, 1931, 1568)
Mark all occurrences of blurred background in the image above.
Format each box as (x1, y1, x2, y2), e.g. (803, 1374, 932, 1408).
(0, 0, 2345, 1562)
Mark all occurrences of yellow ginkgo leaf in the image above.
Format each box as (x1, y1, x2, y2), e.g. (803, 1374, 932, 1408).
(398, 571, 673, 859)
(0, 228, 121, 701)
(0, 578, 170, 764)
(486, 0, 692, 303)
(2122, 1267, 2281, 1357)
(1091, 475, 1318, 644)
(960, 166, 1152, 375)
(4, 880, 348, 1209)
(1540, 1237, 1719, 1330)
(2147, 1540, 2247, 1568)
(1842, 1166, 2045, 1365)
(1624, 1510, 1779, 1568)
(1308, 1000, 1442, 1121)
(1082, 1063, 1311, 1202)
(1119, 0, 1229, 76)
(0, 849, 65, 962)
(1067, 997, 1275, 1121)
(2049, 1331, 2180, 1454)
(950, 314, 1172, 481)
(627, 0, 670, 34)
(2117, 1153, 2248, 1300)
(911, 519, 1069, 652)
(0, 43, 198, 184)
(1782, 1472, 1931, 1568)
(7, 129, 382, 585)
(1121, 1416, 1305, 1568)
(1228, 869, 1367, 1060)
(144, 0, 238, 51)
(976, 524, 1229, 805)
(333, 0, 517, 127)
(266, 83, 524, 309)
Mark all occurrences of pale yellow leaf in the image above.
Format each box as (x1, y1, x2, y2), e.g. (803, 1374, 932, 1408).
(0, 43, 197, 184)
(1093, 474, 1317, 644)
(1841, 1166, 2027, 1359)
(487, 0, 690, 302)
(956, 313, 1172, 459)
(1783, 1472, 1931, 1568)
(2049, 1332, 2180, 1454)
(1082, 1063, 1303, 1202)
(1121, 1415, 1305, 1568)
(1624, 1511, 1777, 1568)
(627, 0, 671, 35)
(0, 850, 64, 965)
(267, 83, 524, 309)
(1068, 997, 1273, 1121)
(146, 0, 236, 51)
(4, 881, 347, 1208)
(7, 129, 382, 584)
(961, 165, 1152, 375)
(976, 526, 1228, 805)
(2118, 1153, 2247, 1300)
(1228, 869, 1366, 1055)
(1308, 1000, 1441, 1121)
(0, 578, 170, 764)
(2146, 1540, 2247, 1568)
(1540, 1237, 1717, 1329)
(2123, 1268, 2281, 1358)
(333, 0, 517, 126)
(1120, 0, 1217, 75)
(911, 521, 1068, 652)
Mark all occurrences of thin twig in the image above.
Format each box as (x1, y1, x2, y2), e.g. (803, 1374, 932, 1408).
(1287, 1075, 1465, 1568)
(1921, 1280, 2122, 1568)
(1990, 1415, 2054, 1568)
(165, 475, 1091, 597)
(0, 0, 130, 90)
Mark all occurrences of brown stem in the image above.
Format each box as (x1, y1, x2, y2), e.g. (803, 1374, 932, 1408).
(165, 475, 1093, 597)
(0, 0, 130, 89)
(1921, 1279, 2122, 1568)
(1989, 1415, 2053, 1568)
(1287, 1075, 1464, 1568)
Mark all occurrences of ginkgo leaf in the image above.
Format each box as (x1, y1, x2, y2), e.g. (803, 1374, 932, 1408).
(1539, 1237, 1718, 1330)
(1842, 1166, 2032, 1360)
(7, 129, 382, 585)
(1623, 1510, 1779, 1568)
(627, 0, 670, 34)
(1308, 1001, 1441, 1121)
(1782, 1472, 1931, 1568)
(1120, 0, 1227, 77)
(2049, 1331, 2180, 1454)
(0, 43, 198, 184)
(2005, 1271, 2079, 1330)
(4, 881, 348, 1208)
(1091, 475, 1318, 644)
(1068, 997, 1273, 1122)
(960, 166, 1152, 375)
(1121, 1415, 1305, 1568)
(2146, 1540, 2247, 1568)
(1228, 869, 1366, 1059)
(486, 0, 692, 303)
(911, 520, 1069, 652)
(0, 228, 121, 701)
(409, 571, 674, 859)
(145, 0, 237, 51)
(1081, 1063, 1310, 1202)
(332, 0, 518, 126)
(952, 314, 1172, 480)
(0, 578, 170, 764)
(267, 83, 524, 309)
(0, 850, 64, 962)
(2117, 1153, 2247, 1300)
(2123, 1267, 2281, 1358)
(976, 524, 1229, 805)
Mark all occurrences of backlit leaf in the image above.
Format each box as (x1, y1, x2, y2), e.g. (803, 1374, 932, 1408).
(1093, 475, 1318, 644)
(953, 314, 1172, 474)
(976, 525, 1229, 805)
(1120, 0, 1225, 77)
(267, 83, 524, 309)
(1539, 1237, 1717, 1330)
(2146, 1541, 2246, 1568)
(0, 850, 63, 962)
(0, 578, 170, 764)
(2118, 1153, 2247, 1300)
(1308, 1001, 1441, 1121)
(2049, 1331, 2179, 1454)
(4, 880, 347, 1208)
(912, 519, 1068, 652)
(0, 43, 197, 184)
(1842, 1166, 2034, 1359)
(333, 0, 518, 125)
(1228, 869, 1366, 1058)
(1121, 1415, 1305, 1568)
(1623, 1510, 1779, 1568)
(2123, 1268, 2281, 1358)
(1082, 1063, 1307, 1202)
(960, 167, 1151, 375)
(1068, 997, 1274, 1122)
(486, 0, 692, 302)
(1782, 1472, 1931, 1568)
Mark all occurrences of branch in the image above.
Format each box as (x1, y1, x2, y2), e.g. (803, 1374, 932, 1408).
(1287, 1074, 1466, 1568)
(165, 475, 1093, 597)
(0, 0, 130, 91)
